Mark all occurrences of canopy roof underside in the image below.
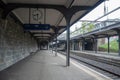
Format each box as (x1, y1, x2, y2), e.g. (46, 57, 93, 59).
(2, 0, 104, 43)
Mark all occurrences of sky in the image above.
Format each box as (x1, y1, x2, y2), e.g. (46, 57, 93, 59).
(70, 0, 120, 32)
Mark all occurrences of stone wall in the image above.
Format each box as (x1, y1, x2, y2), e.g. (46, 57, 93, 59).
(0, 8, 38, 71)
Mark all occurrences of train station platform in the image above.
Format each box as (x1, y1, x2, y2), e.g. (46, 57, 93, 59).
(0, 50, 111, 80)
(70, 50, 120, 60)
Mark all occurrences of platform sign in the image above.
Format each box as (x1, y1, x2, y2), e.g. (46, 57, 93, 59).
(24, 24, 50, 30)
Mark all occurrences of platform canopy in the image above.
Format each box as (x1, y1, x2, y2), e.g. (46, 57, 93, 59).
(1, 0, 104, 43)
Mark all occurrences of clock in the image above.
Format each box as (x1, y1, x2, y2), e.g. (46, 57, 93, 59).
(32, 9, 43, 21)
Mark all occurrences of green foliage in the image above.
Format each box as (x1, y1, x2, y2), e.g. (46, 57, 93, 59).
(71, 22, 95, 37)
(81, 22, 95, 33)
(87, 23, 95, 32)
(81, 22, 87, 33)
(99, 40, 118, 52)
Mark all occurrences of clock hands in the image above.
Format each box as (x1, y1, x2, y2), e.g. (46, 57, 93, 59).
(32, 9, 43, 22)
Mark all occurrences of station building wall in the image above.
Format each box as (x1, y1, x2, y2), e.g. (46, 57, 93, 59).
(0, 8, 38, 71)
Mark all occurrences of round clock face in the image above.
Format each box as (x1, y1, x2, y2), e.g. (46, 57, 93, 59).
(32, 9, 43, 21)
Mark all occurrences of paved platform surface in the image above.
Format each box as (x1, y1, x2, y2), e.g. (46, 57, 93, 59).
(0, 50, 111, 80)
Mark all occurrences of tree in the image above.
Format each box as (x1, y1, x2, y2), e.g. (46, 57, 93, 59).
(87, 23, 95, 32)
(81, 22, 87, 33)
(81, 22, 95, 33)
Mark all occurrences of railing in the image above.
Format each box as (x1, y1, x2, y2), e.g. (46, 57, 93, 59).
(58, 7, 120, 40)
(70, 7, 120, 38)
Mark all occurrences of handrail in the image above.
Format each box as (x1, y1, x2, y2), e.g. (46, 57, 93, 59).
(58, 7, 120, 39)
(70, 7, 120, 37)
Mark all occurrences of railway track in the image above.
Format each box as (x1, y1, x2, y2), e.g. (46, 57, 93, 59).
(58, 51, 120, 80)
(70, 51, 120, 67)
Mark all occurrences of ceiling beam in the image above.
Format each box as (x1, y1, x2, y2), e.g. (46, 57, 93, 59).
(3, 3, 92, 19)
(53, 0, 105, 40)
(7, 3, 65, 9)
(2, 3, 64, 18)
(55, 0, 74, 26)
(1, 1, 104, 43)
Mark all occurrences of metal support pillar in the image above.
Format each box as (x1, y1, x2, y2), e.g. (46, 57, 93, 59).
(73, 40, 75, 50)
(70, 42, 72, 50)
(77, 41, 79, 50)
(47, 42, 49, 50)
(108, 36, 110, 53)
(55, 36, 57, 56)
(79, 40, 82, 51)
(74, 41, 77, 50)
(74, 41, 76, 50)
(113, 29, 120, 56)
(94, 38, 98, 53)
(48, 41, 49, 50)
(52, 41, 53, 53)
(36, 40, 39, 50)
(75, 41, 77, 50)
(118, 34, 120, 56)
(66, 21, 70, 66)
(78, 41, 80, 50)
(82, 38, 85, 51)
(92, 35, 98, 53)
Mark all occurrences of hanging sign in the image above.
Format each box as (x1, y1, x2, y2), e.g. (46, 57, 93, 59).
(24, 24, 50, 30)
